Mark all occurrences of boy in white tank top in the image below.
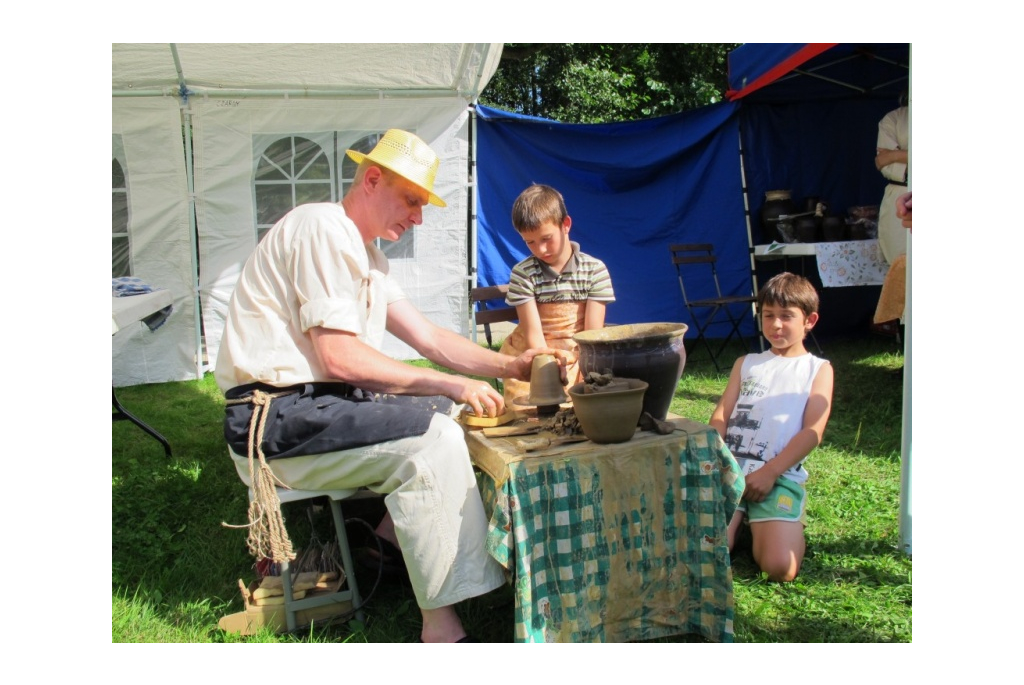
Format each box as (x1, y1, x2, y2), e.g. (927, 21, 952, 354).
(710, 273, 834, 582)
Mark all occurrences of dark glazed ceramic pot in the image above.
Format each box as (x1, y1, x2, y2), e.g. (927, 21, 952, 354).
(573, 323, 688, 421)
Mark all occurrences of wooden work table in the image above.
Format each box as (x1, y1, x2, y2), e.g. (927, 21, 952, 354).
(463, 412, 744, 642)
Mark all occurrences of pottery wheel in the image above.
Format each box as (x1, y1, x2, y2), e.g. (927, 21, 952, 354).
(513, 395, 565, 416)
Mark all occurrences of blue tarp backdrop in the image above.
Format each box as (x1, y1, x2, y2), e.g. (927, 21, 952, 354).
(475, 102, 754, 335)
(474, 43, 909, 340)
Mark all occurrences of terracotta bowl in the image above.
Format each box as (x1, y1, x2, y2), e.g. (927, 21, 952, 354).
(568, 378, 649, 444)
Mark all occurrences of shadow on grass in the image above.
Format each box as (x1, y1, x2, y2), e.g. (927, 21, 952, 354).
(113, 377, 267, 631)
(740, 614, 906, 643)
(729, 531, 912, 643)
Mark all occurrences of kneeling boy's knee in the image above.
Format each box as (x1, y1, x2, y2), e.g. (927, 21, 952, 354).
(755, 550, 801, 583)
(765, 566, 800, 583)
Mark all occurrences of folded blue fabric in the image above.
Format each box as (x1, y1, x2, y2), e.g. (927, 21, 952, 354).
(112, 277, 154, 297)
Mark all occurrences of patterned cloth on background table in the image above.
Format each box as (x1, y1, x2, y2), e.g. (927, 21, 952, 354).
(813, 240, 890, 287)
(474, 421, 744, 643)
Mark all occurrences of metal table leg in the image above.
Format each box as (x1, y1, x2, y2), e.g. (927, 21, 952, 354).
(112, 387, 172, 457)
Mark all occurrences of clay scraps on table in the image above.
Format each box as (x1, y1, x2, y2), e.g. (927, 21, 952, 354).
(582, 370, 631, 393)
(547, 407, 582, 436)
(639, 411, 677, 435)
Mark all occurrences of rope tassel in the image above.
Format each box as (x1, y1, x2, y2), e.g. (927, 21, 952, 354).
(222, 389, 296, 564)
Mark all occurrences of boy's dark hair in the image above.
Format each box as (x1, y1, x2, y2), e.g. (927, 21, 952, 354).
(758, 272, 820, 317)
(511, 184, 568, 233)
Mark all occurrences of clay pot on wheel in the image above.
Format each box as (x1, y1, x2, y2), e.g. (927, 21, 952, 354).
(573, 323, 687, 421)
(525, 354, 568, 406)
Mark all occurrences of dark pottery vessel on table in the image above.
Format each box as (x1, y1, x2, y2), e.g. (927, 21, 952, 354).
(803, 196, 829, 216)
(821, 215, 847, 242)
(794, 216, 820, 243)
(847, 205, 879, 241)
(760, 190, 797, 243)
(776, 219, 797, 243)
(574, 323, 687, 421)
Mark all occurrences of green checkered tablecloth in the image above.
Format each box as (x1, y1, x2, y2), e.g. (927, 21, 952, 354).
(469, 418, 744, 643)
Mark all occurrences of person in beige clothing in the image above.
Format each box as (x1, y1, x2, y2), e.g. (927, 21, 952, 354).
(872, 95, 910, 335)
(215, 130, 565, 643)
(875, 99, 909, 265)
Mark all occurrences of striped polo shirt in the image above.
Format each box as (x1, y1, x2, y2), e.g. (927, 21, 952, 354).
(506, 241, 615, 306)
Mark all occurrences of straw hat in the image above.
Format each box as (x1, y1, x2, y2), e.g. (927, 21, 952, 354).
(346, 129, 446, 207)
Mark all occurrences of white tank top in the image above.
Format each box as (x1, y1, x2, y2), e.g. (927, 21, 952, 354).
(724, 350, 829, 484)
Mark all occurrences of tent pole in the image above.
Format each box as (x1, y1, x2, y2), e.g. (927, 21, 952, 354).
(172, 43, 205, 380)
(899, 58, 912, 557)
(468, 105, 480, 344)
(737, 127, 762, 345)
(114, 87, 475, 100)
(899, 228, 912, 556)
(181, 103, 203, 380)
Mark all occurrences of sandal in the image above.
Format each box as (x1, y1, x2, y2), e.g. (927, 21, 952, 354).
(356, 534, 407, 579)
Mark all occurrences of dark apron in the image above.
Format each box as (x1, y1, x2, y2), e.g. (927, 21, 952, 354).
(224, 382, 454, 460)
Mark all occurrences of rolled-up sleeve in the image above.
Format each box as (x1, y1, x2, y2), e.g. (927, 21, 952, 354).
(293, 222, 371, 337)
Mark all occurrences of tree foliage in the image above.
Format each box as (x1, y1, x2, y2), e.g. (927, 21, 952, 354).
(479, 43, 739, 124)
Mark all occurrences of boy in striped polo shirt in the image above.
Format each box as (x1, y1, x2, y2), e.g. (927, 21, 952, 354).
(499, 184, 615, 406)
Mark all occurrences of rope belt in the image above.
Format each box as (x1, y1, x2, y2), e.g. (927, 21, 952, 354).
(223, 388, 297, 564)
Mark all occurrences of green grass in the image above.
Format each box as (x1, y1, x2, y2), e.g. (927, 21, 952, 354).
(112, 334, 910, 643)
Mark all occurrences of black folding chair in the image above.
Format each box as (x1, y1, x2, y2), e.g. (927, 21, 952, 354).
(470, 284, 517, 349)
(669, 243, 758, 371)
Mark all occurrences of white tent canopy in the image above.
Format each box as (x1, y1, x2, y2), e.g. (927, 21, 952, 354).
(112, 43, 503, 386)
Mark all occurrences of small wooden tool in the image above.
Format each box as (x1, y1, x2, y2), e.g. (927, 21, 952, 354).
(482, 423, 543, 438)
(515, 434, 591, 452)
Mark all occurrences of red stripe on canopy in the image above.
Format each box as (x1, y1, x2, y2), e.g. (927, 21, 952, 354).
(726, 43, 838, 101)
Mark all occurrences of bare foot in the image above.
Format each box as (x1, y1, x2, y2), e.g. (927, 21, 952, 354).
(375, 511, 400, 547)
(420, 606, 467, 643)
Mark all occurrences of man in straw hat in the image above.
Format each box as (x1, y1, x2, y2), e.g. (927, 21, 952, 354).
(216, 129, 565, 642)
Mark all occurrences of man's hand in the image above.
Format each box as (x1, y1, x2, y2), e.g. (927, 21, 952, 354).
(456, 378, 505, 418)
(505, 348, 572, 384)
(896, 191, 912, 231)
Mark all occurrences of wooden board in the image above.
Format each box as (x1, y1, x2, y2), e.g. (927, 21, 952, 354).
(218, 599, 354, 635)
(220, 575, 351, 635)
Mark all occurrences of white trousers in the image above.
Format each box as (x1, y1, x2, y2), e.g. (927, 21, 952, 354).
(230, 413, 504, 610)
(878, 183, 908, 265)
